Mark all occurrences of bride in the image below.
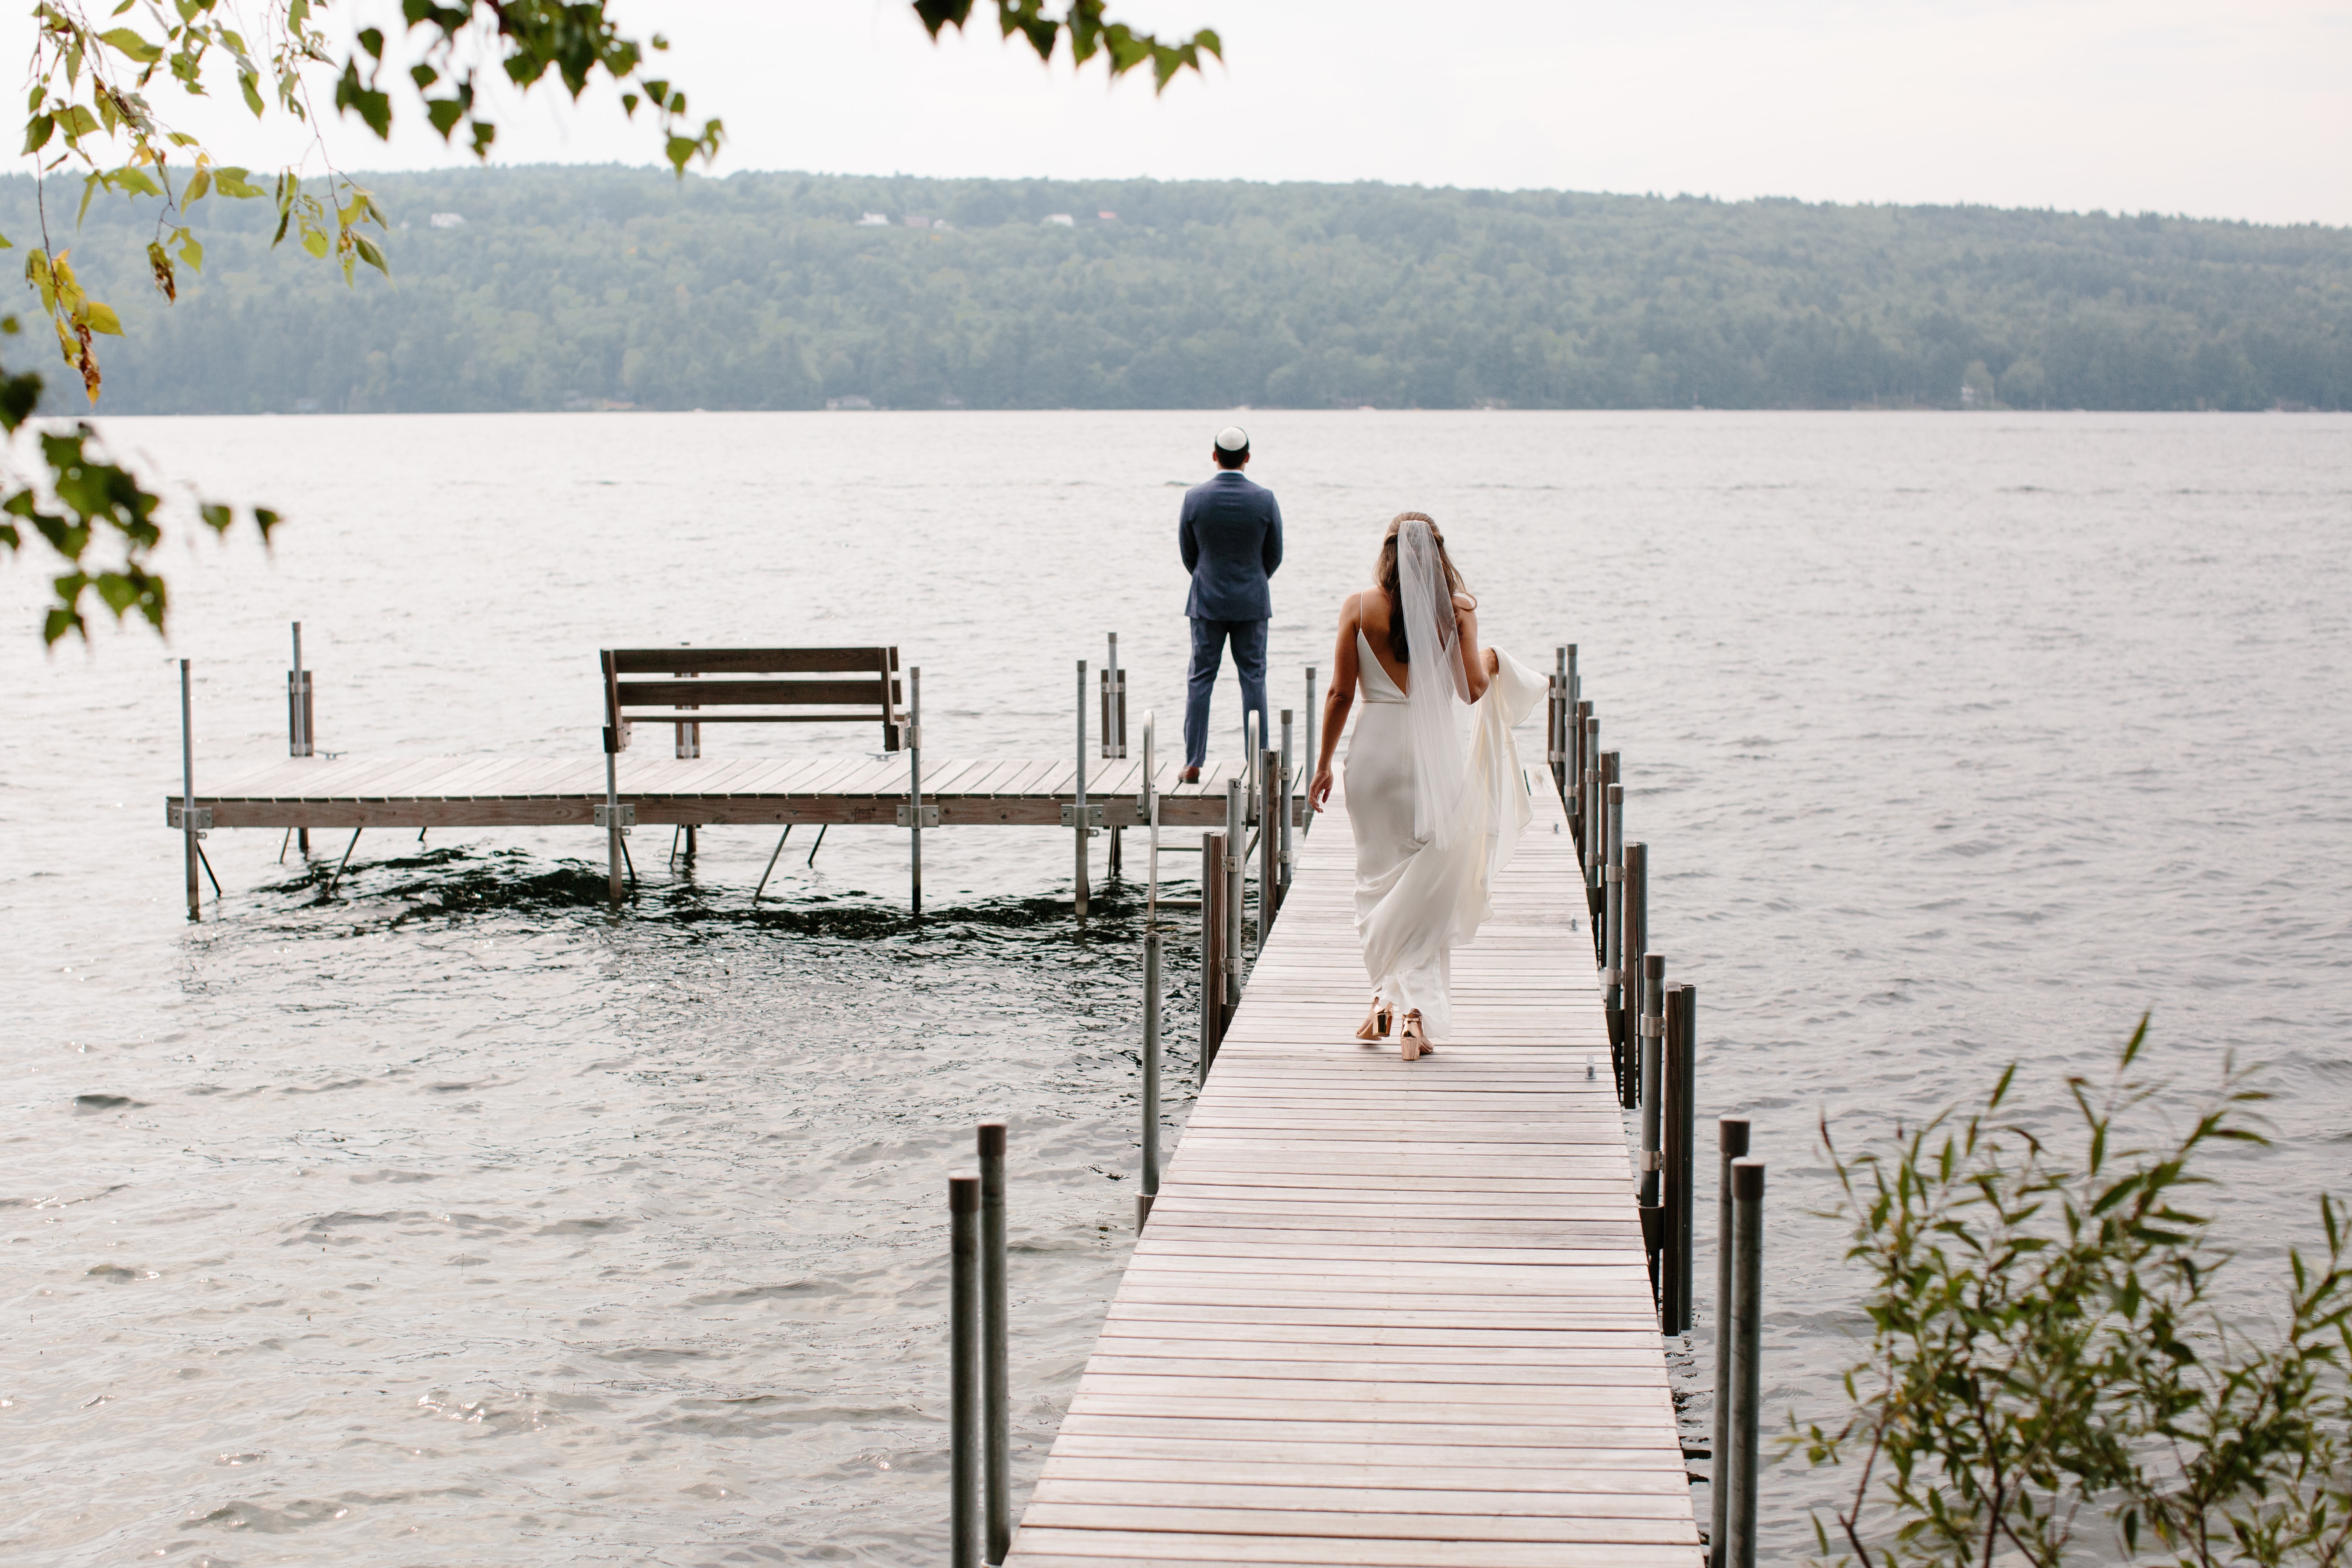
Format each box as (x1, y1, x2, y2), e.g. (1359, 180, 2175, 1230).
(1306, 513, 1546, 1060)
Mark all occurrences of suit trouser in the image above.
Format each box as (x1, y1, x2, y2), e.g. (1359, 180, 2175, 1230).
(1184, 617, 1269, 770)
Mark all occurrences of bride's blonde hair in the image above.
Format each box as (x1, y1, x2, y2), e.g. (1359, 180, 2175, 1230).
(1375, 513, 1473, 666)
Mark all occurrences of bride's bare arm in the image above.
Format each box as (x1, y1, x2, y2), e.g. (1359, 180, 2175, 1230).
(1309, 595, 1360, 813)
(1455, 594, 1494, 702)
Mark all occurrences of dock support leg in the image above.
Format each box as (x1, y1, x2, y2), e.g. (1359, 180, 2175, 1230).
(948, 1172, 980, 1568)
(603, 746, 624, 906)
(326, 828, 363, 897)
(1301, 668, 1317, 839)
(1223, 781, 1244, 1003)
(1199, 834, 1226, 1085)
(1278, 710, 1294, 904)
(977, 1123, 1011, 1566)
(1726, 1158, 1766, 1568)
(196, 841, 223, 900)
(1662, 984, 1697, 1334)
(180, 659, 200, 922)
(1622, 842, 1649, 1111)
(1140, 926, 1161, 1229)
(806, 824, 828, 866)
(1711, 1116, 1751, 1562)
(1074, 659, 1090, 921)
(1258, 747, 1280, 938)
(754, 827, 792, 902)
(1109, 826, 1121, 879)
(1641, 959, 1664, 1215)
(1604, 777, 1627, 1089)
(909, 668, 925, 916)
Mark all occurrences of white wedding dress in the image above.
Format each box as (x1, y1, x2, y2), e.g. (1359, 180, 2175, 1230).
(1343, 541, 1546, 1040)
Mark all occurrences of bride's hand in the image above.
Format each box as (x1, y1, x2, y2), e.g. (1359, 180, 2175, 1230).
(1308, 766, 1333, 813)
(1484, 647, 1499, 676)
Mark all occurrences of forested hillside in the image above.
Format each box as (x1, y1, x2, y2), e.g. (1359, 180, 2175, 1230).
(9, 167, 2347, 414)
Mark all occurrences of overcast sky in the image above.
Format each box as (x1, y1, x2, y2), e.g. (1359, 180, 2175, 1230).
(17, 0, 2350, 225)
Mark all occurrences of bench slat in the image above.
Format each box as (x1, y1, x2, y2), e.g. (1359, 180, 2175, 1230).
(608, 647, 896, 676)
(617, 678, 899, 709)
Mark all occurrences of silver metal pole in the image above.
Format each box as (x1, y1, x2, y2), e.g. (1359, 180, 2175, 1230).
(1604, 775, 1625, 997)
(1666, 984, 1697, 1336)
(1727, 1158, 1766, 1568)
(605, 749, 624, 904)
(180, 659, 200, 922)
(1141, 711, 1158, 918)
(909, 667, 924, 916)
(1140, 926, 1161, 1230)
(292, 624, 311, 855)
(948, 1171, 981, 1568)
(1712, 1116, 1751, 1559)
(1277, 708, 1294, 902)
(977, 1123, 1010, 1565)
(1640, 951, 1665, 1209)
(1579, 708, 1598, 875)
(1302, 668, 1318, 838)
(1624, 841, 1648, 1111)
(1199, 832, 1224, 1085)
(1224, 779, 1245, 993)
(1074, 659, 1089, 920)
(1258, 747, 1279, 939)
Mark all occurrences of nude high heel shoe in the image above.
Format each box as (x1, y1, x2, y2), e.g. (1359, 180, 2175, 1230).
(1355, 997, 1393, 1041)
(1399, 1011, 1431, 1061)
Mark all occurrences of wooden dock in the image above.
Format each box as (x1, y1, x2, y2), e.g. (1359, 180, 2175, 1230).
(163, 754, 1258, 830)
(1004, 775, 1702, 1566)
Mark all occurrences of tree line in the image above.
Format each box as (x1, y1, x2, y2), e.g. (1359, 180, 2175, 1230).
(13, 166, 2346, 416)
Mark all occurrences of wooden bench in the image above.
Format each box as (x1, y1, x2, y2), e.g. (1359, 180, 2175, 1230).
(599, 646, 906, 755)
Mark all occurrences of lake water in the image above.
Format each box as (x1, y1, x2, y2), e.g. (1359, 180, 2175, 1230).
(4, 409, 2348, 1565)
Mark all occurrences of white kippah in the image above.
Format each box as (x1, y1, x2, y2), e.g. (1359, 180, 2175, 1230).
(1214, 425, 1249, 452)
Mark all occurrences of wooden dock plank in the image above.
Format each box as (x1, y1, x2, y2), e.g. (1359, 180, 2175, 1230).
(173, 753, 1255, 831)
(1002, 765, 1697, 1565)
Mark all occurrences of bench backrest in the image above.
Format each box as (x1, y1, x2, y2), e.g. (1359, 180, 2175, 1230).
(600, 646, 904, 753)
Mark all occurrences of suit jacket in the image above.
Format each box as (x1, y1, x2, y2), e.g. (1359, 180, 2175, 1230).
(1179, 471, 1284, 621)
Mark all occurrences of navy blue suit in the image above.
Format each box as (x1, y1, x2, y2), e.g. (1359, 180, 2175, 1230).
(1179, 470, 1284, 768)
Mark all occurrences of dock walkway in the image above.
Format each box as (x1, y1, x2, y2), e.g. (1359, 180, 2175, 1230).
(166, 754, 1251, 830)
(1005, 776, 1702, 1566)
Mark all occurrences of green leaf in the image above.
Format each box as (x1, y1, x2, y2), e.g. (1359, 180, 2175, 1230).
(23, 114, 53, 154)
(111, 166, 163, 198)
(300, 225, 329, 259)
(211, 166, 263, 199)
(183, 164, 211, 203)
(98, 27, 164, 64)
(352, 233, 388, 276)
(84, 301, 122, 336)
(177, 233, 203, 270)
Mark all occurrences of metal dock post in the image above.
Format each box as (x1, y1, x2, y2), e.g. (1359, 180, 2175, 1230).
(1102, 634, 1126, 878)
(288, 624, 312, 857)
(179, 659, 201, 921)
(908, 668, 926, 914)
(1726, 1158, 1766, 1568)
(948, 1170, 981, 1568)
(1711, 1116, 1751, 1559)
(1223, 779, 1245, 998)
(1301, 667, 1317, 837)
(1639, 951, 1665, 1211)
(1074, 660, 1089, 918)
(1622, 842, 1648, 1110)
(1662, 984, 1696, 1334)
(1277, 708, 1294, 903)
(1199, 831, 1226, 1083)
(977, 1123, 1010, 1566)
(1258, 743, 1280, 937)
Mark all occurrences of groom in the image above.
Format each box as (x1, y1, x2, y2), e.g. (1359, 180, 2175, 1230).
(1178, 425, 1284, 783)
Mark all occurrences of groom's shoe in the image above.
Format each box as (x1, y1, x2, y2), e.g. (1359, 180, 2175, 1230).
(1179, 766, 1201, 783)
